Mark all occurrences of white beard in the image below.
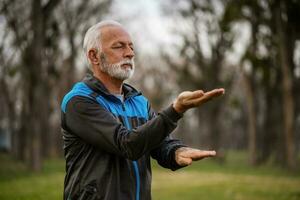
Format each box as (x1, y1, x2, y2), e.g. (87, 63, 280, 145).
(100, 53, 135, 81)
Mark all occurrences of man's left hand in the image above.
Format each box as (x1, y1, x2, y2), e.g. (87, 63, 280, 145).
(175, 147, 216, 166)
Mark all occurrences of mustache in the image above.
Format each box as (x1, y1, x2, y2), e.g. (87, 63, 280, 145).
(118, 59, 134, 66)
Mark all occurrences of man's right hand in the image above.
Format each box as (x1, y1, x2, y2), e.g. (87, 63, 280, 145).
(173, 88, 225, 113)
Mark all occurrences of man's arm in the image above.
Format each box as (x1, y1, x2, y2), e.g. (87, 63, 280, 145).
(148, 104, 187, 171)
(150, 137, 186, 170)
(63, 96, 182, 161)
(63, 88, 224, 163)
(151, 88, 225, 169)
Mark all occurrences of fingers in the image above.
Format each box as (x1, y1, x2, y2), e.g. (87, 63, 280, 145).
(175, 147, 216, 166)
(183, 148, 216, 158)
(188, 90, 205, 99)
(185, 88, 225, 106)
(203, 88, 225, 99)
(173, 88, 225, 113)
(189, 150, 216, 161)
(179, 90, 204, 101)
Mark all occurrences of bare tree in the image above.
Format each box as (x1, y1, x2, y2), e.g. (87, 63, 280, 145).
(0, 0, 112, 170)
(162, 0, 235, 157)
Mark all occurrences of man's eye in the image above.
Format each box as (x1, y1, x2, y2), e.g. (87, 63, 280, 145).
(112, 46, 122, 49)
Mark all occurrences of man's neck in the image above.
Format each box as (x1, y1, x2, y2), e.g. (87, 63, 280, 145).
(93, 71, 123, 95)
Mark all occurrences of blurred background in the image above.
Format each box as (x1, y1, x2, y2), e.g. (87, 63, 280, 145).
(0, 0, 299, 199)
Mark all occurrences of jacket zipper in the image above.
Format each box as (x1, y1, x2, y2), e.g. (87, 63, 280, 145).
(121, 101, 140, 200)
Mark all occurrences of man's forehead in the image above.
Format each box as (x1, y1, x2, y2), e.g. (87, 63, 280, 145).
(100, 25, 132, 44)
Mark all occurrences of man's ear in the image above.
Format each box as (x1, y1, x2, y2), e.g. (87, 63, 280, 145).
(88, 48, 99, 65)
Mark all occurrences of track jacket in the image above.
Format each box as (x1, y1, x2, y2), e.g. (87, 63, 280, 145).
(61, 74, 185, 200)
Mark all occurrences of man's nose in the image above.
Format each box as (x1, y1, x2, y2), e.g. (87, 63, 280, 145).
(124, 46, 135, 59)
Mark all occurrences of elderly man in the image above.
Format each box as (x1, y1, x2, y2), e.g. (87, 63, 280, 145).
(61, 20, 225, 200)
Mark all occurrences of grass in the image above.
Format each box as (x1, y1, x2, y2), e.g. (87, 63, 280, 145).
(152, 168, 300, 200)
(0, 155, 65, 200)
(0, 152, 299, 200)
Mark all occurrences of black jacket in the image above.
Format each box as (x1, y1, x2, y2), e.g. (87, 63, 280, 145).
(61, 74, 185, 200)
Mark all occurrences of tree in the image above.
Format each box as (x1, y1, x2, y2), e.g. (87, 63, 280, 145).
(222, 0, 299, 168)
(162, 0, 235, 157)
(0, 0, 112, 171)
(161, 0, 299, 168)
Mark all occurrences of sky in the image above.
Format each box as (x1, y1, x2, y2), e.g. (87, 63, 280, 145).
(109, 0, 174, 54)
(109, 0, 251, 65)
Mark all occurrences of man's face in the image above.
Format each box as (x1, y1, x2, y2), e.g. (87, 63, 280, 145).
(98, 26, 135, 80)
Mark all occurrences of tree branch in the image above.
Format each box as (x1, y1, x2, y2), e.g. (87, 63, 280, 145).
(43, 0, 61, 19)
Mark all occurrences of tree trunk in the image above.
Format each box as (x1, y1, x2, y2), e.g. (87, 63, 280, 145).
(275, 1, 296, 169)
(27, 0, 44, 171)
(242, 72, 258, 165)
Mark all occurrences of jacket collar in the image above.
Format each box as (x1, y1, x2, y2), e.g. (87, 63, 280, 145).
(82, 74, 141, 100)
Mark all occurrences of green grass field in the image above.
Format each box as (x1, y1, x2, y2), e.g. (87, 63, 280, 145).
(0, 152, 299, 200)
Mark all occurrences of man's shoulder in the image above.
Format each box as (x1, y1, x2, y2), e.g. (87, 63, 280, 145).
(61, 82, 96, 113)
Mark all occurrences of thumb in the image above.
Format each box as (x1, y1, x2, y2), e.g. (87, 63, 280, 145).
(177, 157, 193, 166)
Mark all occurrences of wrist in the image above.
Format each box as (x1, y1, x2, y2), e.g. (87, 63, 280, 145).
(172, 101, 185, 114)
(170, 145, 187, 171)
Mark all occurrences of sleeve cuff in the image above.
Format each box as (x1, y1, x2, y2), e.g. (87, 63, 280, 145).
(161, 104, 183, 123)
(170, 144, 187, 171)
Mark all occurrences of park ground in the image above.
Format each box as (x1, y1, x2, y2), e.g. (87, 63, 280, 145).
(0, 151, 299, 200)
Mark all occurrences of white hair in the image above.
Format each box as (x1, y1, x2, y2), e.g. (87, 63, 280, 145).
(83, 20, 123, 70)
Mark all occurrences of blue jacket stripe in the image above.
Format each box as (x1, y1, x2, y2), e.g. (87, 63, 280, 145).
(61, 82, 94, 113)
(133, 161, 140, 200)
